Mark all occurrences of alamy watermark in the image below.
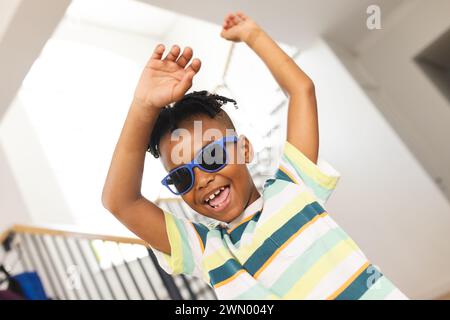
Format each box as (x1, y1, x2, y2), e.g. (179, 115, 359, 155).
(367, 5, 382, 30)
(65, 264, 81, 291)
(366, 264, 383, 290)
(169, 120, 278, 174)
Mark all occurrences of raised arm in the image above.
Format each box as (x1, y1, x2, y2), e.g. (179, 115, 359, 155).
(101, 44, 201, 254)
(221, 12, 319, 164)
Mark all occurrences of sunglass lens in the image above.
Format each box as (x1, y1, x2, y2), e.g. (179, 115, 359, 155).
(167, 167, 192, 194)
(198, 143, 227, 171)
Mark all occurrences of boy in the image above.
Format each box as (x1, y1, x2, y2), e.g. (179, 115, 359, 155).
(102, 11, 407, 300)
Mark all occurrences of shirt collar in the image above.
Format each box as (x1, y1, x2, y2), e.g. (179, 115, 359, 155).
(219, 196, 264, 230)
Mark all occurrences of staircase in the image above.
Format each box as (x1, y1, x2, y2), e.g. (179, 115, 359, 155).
(0, 220, 216, 300)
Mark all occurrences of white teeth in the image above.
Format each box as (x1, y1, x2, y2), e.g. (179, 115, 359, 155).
(204, 186, 228, 206)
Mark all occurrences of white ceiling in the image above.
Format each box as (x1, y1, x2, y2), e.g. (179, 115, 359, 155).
(137, 0, 405, 50)
(65, 0, 178, 39)
(0, 0, 21, 42)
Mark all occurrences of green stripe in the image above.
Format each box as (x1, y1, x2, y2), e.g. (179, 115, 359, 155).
(234, 284, 275, 300)
(263, 178, 289, 200)
(232, 220, 259, 247)
(359, 275, 395, 300)
(282, 154, 332, 202)
(207, 229, 223, 240)
(173, 217, 195, 274)
(270, 227, 348, 295)
(243, 202, 324, 275)
(229, 212, 261, 245)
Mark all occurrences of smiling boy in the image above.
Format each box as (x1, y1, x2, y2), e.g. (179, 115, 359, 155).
(102, 12, 407, 299)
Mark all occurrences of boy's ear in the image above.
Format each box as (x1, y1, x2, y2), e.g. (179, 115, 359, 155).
(237, 135, 254, 164)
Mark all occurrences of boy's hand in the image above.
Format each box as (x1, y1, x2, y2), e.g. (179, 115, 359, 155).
(133, 44, 202, 110)
(220, 11, 262, 44)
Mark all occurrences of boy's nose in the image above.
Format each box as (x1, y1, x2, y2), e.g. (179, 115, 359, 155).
(194, 168, 214, 190)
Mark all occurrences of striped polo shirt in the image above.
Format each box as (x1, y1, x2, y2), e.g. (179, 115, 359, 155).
(151, 141, 408, 300)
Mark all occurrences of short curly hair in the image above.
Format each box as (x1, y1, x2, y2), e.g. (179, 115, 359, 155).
(147, 90, 238, 158)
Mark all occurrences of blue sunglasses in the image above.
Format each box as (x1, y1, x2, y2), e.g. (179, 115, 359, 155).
(161, 136, 238, 195)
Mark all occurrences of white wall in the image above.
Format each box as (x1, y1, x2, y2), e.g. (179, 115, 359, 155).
(0, 97, 75, 227)
(298, 38, 450, 299)
(0, 141, 31, 231)
(0, 0, 21, 42)
(351, 0, 450, 201)
(0, 0, 71, 231)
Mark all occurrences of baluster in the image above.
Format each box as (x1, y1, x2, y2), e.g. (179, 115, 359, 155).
(103, 240, 130, 299)
(116, 243, 145, 300)
(28, 234, 59, 299)
(36, 235, 69, 300)
(49, 236, 81, 300)
(87, 240, 117, 300)
(74, 240, 105, 300)
(61, 237, 93, 299)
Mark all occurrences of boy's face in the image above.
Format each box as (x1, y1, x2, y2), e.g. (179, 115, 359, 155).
(159, 114, 260, 222)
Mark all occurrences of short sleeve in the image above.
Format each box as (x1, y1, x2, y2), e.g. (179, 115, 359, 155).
(149, 210, 209, 279)
(275, 141, 341, 204)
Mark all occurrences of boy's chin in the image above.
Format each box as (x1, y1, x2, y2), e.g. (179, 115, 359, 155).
(197, 206, 244, 224)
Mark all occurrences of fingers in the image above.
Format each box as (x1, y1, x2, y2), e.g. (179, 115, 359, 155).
(150, 43, 165, 60)
(223, 11, 247, 26)
(176, 46, 193, 68)
(163, 44, 181, 62)
(186, 58, 202, 75)
(150, 43, 197, 69)
(236, 11, 247, 20)
(231, 14, 241, 24)
(224, 13, 235, 27)
(174, 59, 202, 101)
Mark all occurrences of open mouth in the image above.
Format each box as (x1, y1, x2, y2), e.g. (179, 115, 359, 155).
(203, 185, 231, 211)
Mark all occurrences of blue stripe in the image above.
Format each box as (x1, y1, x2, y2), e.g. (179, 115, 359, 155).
(209, 258, 244, 287)
(263, 178, 276, 189)
(335, 264, 384, 300)
(192, 222, 209, 249)
(229, 212, 262, 244)
(244, 201, 325, 275)
(275, 169, 295, 183)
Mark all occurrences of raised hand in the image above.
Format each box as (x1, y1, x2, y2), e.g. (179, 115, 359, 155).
(220, 11, 261, 43)
(133, 44, 202, 109)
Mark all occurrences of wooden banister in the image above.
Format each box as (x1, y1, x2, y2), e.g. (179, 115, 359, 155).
(0, 224, 149, 247)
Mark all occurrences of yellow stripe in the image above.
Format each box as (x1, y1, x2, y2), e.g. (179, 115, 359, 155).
(164, 212, 184, 273)
(326, 261, 370, 300)
(278, 164, 299, 184)
(254, 212, 327, 279)
(283, 239, 357, 299)
(203, 246, 236, 271)
(284, 141, 338, 190)
(235, 191, 316, 262)
(214, 269, 246, 288)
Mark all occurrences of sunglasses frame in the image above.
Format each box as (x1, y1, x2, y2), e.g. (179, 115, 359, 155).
(161, 135, 238, 196)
